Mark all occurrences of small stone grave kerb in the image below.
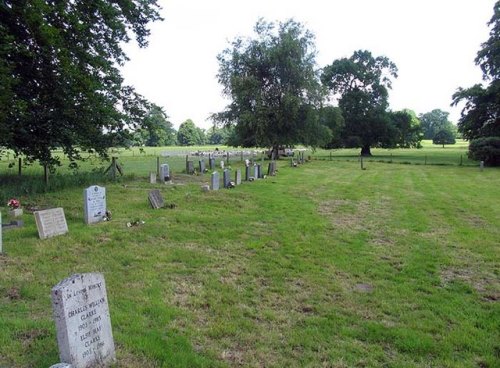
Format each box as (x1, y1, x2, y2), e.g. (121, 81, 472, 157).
(52, 273, 115, 368)
(34, 208, 68, 239)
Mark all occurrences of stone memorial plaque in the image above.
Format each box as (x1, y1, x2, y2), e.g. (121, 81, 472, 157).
(149, 172, 157, 184)
(83, 186, 106, 225)
(52, 273, 115, 368)
(235, 169, 242, 185)
(159, 164, 170, 182)
(223, 169, 230, 188)
(34, 208, 68, 239)
(186, 160, 194, 174)
(211, 172, 219, 191)
(148, 189, 165, 209)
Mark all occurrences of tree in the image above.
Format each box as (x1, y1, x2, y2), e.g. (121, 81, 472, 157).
(177, 119, 205, 146)
(319, 106, 344, 149)
(0, 1, 162, 168)
(213, 18, 331, 158)
(134, 104, 176, 146)
(452, 1, 500, 140)
(390, 109, 423, 148)
(322, 50, 398, 156)
(206, 126, 233, 145)
(418, 109, 455, 140)
(433, 129, 456, 147)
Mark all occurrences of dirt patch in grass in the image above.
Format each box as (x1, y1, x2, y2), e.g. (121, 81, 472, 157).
(440, 267, 499, 301)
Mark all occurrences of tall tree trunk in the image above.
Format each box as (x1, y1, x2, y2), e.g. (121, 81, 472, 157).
(361, 145, 372, 156)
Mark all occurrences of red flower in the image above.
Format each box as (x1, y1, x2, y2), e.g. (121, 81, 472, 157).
(7, 199, 20, 209)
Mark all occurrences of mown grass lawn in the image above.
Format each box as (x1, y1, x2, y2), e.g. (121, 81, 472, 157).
(0, 157, 499, 367)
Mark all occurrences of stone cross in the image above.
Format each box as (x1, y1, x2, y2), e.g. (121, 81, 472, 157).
(52, 273, 115, 368)
(211, 172, 220, 191)
(83, 185, 106, 225)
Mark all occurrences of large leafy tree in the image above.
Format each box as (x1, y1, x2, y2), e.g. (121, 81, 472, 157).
(322, 50, 398, 156)
(389, 109, 423, 148)
(418, 109, 456, 140)
(452, 1, 500, 140)
(177, 119, 205, 146)
(134, 104, 176, 147)
(213, 18, 331, 158)
(0, 0, 162, 167)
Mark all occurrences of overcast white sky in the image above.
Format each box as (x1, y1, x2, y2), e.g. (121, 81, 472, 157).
(121, 0, 496, 129)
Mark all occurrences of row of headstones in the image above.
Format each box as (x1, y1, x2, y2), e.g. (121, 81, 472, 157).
(209, 161, 277, 190)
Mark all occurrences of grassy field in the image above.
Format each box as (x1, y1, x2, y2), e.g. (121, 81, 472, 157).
(0, 147, 499, 367)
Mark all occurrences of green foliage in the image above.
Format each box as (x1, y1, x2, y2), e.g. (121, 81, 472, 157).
(213, 18, 329, 154)
(177, 119, 205, 146)
(134, 104, 177, 147)
(206, 126, 233, 145)
(468, 136, 500, 165)
(452, 1, 500, 140)
(433, 129, 456, 147)
(322, 50, 398, 155)
(319, 106, 345, 149)
(418, 109, 456, 140)
(0, 0, 162, 167)
(389, 109, 423, 148)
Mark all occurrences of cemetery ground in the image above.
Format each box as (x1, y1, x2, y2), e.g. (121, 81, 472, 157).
(0, 146, 499, 367)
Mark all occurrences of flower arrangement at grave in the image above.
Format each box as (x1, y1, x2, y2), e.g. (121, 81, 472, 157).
(7, 198, 23, 217)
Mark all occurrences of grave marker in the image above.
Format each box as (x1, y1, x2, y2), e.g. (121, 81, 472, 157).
(245, 166, 250, 181)
(235, 169, 242, 185)
(209, 157, 216, 170)
(257, 164, 262, 179)
(211, 172, 220, 191)
(148, 190, 165, 209)
(34, 208, 68, 239)
(83, 186, 106, 225)
(254, 165, 259, 179)
(199, 159, 206, 174)
(220, 160, 225, 170)
(149, 172, 157, 184)
(52, 273, 115, 368)
(159, 164, 170, 182)
(223, 169, 231, 188)
(186, 161, 194, 174)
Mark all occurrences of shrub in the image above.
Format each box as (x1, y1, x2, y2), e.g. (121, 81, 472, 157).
(468, 137, 500, 166)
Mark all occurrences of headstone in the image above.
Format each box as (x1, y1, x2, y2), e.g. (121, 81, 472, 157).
(220, 160, 225, 170)
(235, 169, 242, 185)
(257, 164, 262, 179)
(223, 169, 231, 188)
(211, 172, 220, 191)
(254, 165, 259, 179)
(201, 184, 210, 192)
(149, 172, 156, 184)
(186, 160, 194, 174)
(148, 189, 164, 209)
(480, 161, 484, 171)
(267, 162, 273, 176)
(209, 157, 215, 170)
(159, 164, 170, 182)
(199, 159, 206, 174)
(52, 273, 115, 368)
(83, 186, 106, 225)
(245, 166, 250, 181)
(34, 208, 68, 239)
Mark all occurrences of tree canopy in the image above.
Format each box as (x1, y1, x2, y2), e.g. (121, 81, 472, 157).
(213, 18, 331, 157)
(177, 119, 206, 146)
(452, 1, 500, 140)
(418, 109, 456, 140)
(133, 104, 176, 147)
(0, 0, 162, 167)
(321, 50, 399, 155)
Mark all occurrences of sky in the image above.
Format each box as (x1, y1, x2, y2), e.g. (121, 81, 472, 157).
(120, 0, 496, 129)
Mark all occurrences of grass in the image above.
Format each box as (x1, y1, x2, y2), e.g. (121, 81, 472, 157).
(0, 147, 499, 367)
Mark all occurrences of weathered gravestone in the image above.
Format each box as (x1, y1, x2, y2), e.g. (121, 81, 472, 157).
(199, 159, 206, 174)
(83, 186, 106, 225)
(186, 160, 195, 174)
(148, 189, 165, 209)
(220, 160, 225, 170)
(52, 273, 115, 368)
(253, 165, 259, 179)
(235, 169, 242, 185)
(245, 166, 250, 181)
(149, 172, 157, 184)
(34, 208, 68, 239)
(211, 172, 220, 191)
(223, 169, 231, 188)
(159, 164, 170, 182)
(257, 164, 262, 179)
(209, 157, 215, 170)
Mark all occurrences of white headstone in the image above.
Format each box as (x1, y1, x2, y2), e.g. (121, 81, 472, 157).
(34, 208, 68, 239)
(83, 186, 106, 225)
(52, 273, 115, 368)
(220, 161, 225, 169)
(211, 172, 220, 191)
(159, 164, 170, 182)
(149, 172, 157, 184)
